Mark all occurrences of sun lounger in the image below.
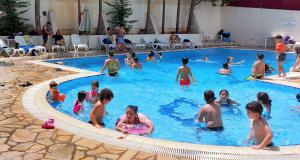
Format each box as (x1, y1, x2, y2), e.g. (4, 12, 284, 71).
(141, 37, 155, 49)
(70, 34, 89, 57)
(97, 36, 116, 51)
(0, 38, 24, 57)
(125, 37, 146, 50)
(15, 36, 47, 56)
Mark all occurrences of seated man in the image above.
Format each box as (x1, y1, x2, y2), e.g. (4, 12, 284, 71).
(169, 32, 180, 44)
(250, 53, 265, 79)
(52, 30, 65, 45)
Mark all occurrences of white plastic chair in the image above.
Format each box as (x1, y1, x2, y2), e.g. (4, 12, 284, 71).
(0, 38, 24, 57)
(142, 37, 155, 49)
(97, 36, 116, 51)
(15, 36, 47, 55)
(70, 34, 89, 56)
(125, 37, 145, 50)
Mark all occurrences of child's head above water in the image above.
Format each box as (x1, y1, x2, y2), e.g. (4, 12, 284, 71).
(257, 92, 272, 106)
(219, 89, 229, 98)
(158, 52, 162, 56)
(296, 93, 300, 102)
(204, 90, 216, 104)
(246, 101, 263, 118)
(49, 81, 58, 89)
(182, 57, 189, 65)
(78, 91, 87, 102)
(223, 63, 229, 69)
(98, 88, 114, 102)
(134, 57, 139, 63)
(149, 51, 155, 57)
(257, 53, 264, 60)
(91, 80, 99, 90)
(126, 105, 139, 123)
(227, 56, 233, 63)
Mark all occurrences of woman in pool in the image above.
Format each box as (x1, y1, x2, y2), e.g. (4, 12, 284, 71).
(216, 89, 239, 106)
(100, 50, 120, 76)
(175, 57, 196, 86)
(257, 92, 272, 119)
(116, 105, 153, 135)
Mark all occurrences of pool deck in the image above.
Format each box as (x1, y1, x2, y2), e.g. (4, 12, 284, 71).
(0, 49, 300, 160)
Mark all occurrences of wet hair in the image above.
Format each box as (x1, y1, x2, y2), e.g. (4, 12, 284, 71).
(78, 91, 87, 102)
(134, 57, 139, 62)
(158, 52, 162, 56)
(49, 81, 58, 88)
(296, 93, 300, 102)
(219, 89, 229, 96)
(257, 92, 272, 107)
(274, 35, 283, 40)
(182, 57, 189, 64)
(127, 105, 138, 114)
(223, 63, 229, 69)
(204, 90, 216, 104)
(108, 50, 115, 57)
(246, 101, 263, 116)
(131, 52, 136, 58)
(257, 53, 264, 60)
(149, 51, 155, 57)
(91, 80, 99, 88)
(227, 56, 232, 63)
(98, 88, 114, 102)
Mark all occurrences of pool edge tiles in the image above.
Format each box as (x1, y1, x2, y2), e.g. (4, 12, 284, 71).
(22, 72, 300, 160)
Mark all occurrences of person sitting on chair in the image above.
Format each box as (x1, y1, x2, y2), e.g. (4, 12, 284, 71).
(169, 32, 180, 44)
(52, 30, 65, 45)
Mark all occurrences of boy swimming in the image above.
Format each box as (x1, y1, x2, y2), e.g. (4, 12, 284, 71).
(100, 50, 120, 76)
(175, 57, 196, 85)
(89, 88, 114, 128)
(198, 90, 223, 130)
(246, 101, 273, 149)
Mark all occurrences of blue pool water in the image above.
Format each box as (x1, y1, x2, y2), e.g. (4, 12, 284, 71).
(48, 48, 300, 146)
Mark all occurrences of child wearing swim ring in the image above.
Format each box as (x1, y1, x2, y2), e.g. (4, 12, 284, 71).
(116, 105, 154, 135)
(146, 51, 155, 61)
(73, 91, 87, 114)
(49, 81, 66, 102)
(175, 57, 196, 85)
(274, 35, 287, 77)
(100, 50, 120, 76)
(257, 92, 272, 120)
(216, 89, 239, 106)
(86, 80, 99, 103)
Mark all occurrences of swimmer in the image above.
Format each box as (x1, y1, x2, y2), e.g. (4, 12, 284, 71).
(125, 48, 135, 66)
(219, 63, 231, 75)
(100, 50, 121, 76)
(227, 56, 245, 65)
(175, 57, 196, 85)
(295, 93, 300, 109)
(73, 91, 87, 114)
(256, 92, 272, 119)
(146, 51, 155, 61)
(131, 57, 142, 69)
(49, 81, 65, 102)
(157, 52, 163, 59)
(86, 80, 99, 103)
(246, 101, 273, 149)
(115, 105, 154, 134)
(216, 89, 239, 106)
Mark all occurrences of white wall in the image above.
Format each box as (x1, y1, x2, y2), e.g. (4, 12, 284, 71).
(221, 7, 300, 46)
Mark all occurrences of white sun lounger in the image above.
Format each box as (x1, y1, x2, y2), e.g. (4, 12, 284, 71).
(71, 34, 89, 57)
(15, 36, 47, 56)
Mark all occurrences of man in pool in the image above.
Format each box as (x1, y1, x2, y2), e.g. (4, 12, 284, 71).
(246, 101, 273, 149)
(198, 90, 223, 131)
(100, 50, 120, 76)
(89, 88, 114, 128)
(250, 53, 265, 80)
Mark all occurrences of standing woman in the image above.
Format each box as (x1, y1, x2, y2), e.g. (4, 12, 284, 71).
(42, 24, 49, 48)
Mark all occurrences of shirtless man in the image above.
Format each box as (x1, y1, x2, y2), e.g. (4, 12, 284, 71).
(169, 32, 180, 44)
(175, 57, 196, 86)
(100, 50, 120, 76)
(89, 88, 114, 128)
(246, 101, 273, 149)
(198, 90, 223, 130)
(115, 24, 126, 51)
(251, 53, 265, 79)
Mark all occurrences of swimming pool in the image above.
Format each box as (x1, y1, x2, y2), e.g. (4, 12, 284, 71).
(48, 48, 300, 147)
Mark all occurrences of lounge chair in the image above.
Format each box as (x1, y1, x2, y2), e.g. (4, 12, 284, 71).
(141, 37, 155, 49)
(154, 37, 171, 50)
(15, 36, 46, 55)
(0, 38, 24, 57)
(125, 37, 145, 50)
(97, 36, 116, 51)
(178, 36, 192, 48)
(70, 34, 89, 53)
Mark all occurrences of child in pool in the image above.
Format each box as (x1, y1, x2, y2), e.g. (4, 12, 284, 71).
(219, 63, 231, 75)
(115, 105, 153, 134)
(131, 57, 142, 69)
(73, 91, 87, 114)
(125, 49, 135, 66)
(146, 51, 155, 61)
(157, 52, 163, 59)
(49, 81, 65, 102)
(86, 80, 99, 103)
(216, 89, 239, 106)
(175, 57, 196, 85)
(246, 101, 273, 149)
(89, 88, 114, 128)
(227, 56, 245, 65)
(257, 92, 272, 119)
(295, 93, 300, 109)
(198, 90, 223, 130)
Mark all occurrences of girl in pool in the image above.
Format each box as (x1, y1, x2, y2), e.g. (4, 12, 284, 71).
(227, 56, 245, 65)
(116, 105, 153, 134)
(257, 92, 272, 119)
(73, 91, 87, 114)
(175, 57, 196, 86)
(100, 50, 120, 76)
(86, 80, 99, 103)
(216, 89, 239, 106)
